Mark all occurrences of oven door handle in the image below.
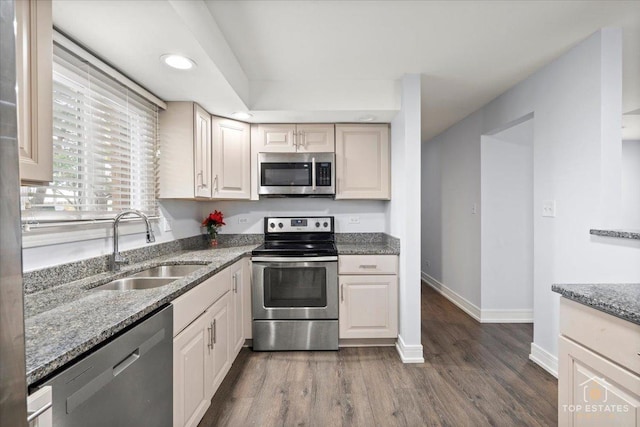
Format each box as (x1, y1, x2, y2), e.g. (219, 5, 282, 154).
(251, 256, 338, 263)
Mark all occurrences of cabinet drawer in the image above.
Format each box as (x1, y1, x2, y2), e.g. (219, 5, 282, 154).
(172, 266, 231, 336)
(560, 298, 640, 376)
(339, 255, 398, 275)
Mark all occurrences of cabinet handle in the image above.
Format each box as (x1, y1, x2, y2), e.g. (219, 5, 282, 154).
(299, 131, 305, 147)
(292, 131, 297, 148)
(359, 264, 377, 269)
(232, 273, 237, 293)
(197, 171, 203, 188)
(340, 284, 344, 302)
(213, 319, 217, 344)
(213, 174, 218, 194)
(207, 322, 213, 351)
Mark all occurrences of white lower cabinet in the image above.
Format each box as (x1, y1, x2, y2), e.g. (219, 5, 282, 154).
(338, 255, 399, 340)
(230, 258, 249, 357)
(558, 298, 640, 427)
(173, 311, 212, 427)
(27, 386, 52, 427)
(172, 258, 251, 427)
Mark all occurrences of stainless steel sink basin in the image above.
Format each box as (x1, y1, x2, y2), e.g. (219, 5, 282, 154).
(91, 277, 177, 291)
(130, 264, 203, 278)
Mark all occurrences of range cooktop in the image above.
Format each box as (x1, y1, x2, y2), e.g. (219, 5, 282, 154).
(252, 216, 337, 257)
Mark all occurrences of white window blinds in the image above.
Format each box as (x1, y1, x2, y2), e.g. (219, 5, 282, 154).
(21, 43, 158, 222)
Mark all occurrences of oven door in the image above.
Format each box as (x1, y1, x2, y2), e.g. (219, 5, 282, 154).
(252, 257, 338, 320)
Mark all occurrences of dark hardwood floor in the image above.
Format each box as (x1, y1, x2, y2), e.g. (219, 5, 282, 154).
(199, 283, 558, 426)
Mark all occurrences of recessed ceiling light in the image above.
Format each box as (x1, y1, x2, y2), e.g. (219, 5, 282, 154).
(231, 112, 253, 120)
(358, 115, 376, 122)
(160, 54, 196, 70)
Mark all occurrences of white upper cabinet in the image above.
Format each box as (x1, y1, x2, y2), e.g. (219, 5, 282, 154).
(335, 124, 390, 200)
(16, 0, 53, 185)
(295, 124, 335, 153)
(159, 102, 212, 199)
(211, 116, 251, 199)
(253, 124, 334, 153)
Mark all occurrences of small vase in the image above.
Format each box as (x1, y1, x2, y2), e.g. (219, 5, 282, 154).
(208, 231, 218, 247)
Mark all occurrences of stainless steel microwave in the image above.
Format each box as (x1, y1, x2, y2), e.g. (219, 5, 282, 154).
(258, 152, 335, 196)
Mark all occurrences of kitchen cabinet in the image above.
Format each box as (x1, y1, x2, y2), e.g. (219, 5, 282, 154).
(558, 298, 640, 426)
(27, 386, 52, 427)
(211, 116, 251, 199)
(173, 310, 212, 427)
(208, 293, 231, 397)
(252, 124, 334, 153)
(338, 255, 398, 339)
(16, 0, 53, 185)
(159, 102, 212, 199)
(230, 257, 250, 357)
(171, 259, 249, 427)
(335, 124, 390, 200)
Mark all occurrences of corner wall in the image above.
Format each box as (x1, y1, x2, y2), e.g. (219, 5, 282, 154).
(421, 29, 640, 374)
(388, 74, 423, 362)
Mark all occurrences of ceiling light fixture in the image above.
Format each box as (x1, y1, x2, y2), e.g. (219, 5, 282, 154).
(358, 115, 377, 122)
(231, 112, 253, 120)
(160, 54, 196, 70)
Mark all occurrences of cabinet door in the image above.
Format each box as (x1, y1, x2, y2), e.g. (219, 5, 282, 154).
(335, 124, 390, 200)
(339, 275, 398, 339)
(296, 124, 335, 153)
(16, 0, 53, 185)
(242, 258, 252, 340)
(254, 124, 297, 153)
(193, 105, 212, 198)
(230, 260, 245, 357)
(211, 117, 250, 199)
(173, 313, 212, 427)
(558, 336, 640, 427)
(208, 294, 231, 398)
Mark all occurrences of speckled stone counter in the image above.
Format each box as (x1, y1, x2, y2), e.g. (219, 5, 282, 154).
(552, 283, 640, 325)
(590, 229, 640, 240)
(24, 244, 258, 386)
(335, 233, 400, 255)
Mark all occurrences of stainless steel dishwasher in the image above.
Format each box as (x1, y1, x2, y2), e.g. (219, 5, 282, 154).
(41, 305, 173, 427)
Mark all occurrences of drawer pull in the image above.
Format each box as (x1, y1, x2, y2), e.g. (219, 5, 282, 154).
(359, 264, 377, 269)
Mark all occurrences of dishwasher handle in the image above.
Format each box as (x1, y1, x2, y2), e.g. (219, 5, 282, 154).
(113, 349, 140, 377)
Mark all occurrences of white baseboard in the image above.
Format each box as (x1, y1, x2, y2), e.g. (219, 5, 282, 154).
(421, 272, 533, 323)
(481, 309, 533, 323)
(529, 342, 558, 378)
(421, 272, 481, 321)
(395, 335, 424, 363)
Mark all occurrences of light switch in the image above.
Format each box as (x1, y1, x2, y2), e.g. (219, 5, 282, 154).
(238, 217, 249, 224)
(542, 200, 556, 217)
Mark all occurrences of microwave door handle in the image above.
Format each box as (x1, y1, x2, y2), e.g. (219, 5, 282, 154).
(312, 157, 316, 191)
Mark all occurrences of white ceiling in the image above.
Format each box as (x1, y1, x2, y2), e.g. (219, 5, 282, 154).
(53, 0, 640, 141)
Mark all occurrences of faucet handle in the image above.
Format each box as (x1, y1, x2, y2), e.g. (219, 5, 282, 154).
(146, 230, 156, 243)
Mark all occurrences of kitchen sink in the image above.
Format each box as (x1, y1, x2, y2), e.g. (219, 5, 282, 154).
(130, 264, 203, 278)
(91, 277, 177, 291)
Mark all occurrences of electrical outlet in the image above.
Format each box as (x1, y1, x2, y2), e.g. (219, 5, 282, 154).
(472, 204, 478, 215)
(238, 217, 249, 224)
(542, 200, 556, 218)
(348, 216, 360, 224)
(426, 260, 431, 268)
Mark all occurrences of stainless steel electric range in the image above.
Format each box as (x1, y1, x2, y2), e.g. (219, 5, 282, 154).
(251, 216, 338, 351)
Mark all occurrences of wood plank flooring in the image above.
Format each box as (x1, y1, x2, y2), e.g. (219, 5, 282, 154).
(199, 283, 557, 426)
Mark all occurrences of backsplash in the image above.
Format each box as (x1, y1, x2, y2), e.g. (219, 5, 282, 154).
(22, 232, 396, 294)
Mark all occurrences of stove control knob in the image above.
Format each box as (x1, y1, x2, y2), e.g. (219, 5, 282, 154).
(269, 222, 275, 229)
(315, 222, 320, 228)
(278, 222, 284, 229)
(323, 222, 328, 228)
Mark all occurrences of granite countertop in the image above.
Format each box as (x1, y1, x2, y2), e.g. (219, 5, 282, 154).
(552, 283, 640, 325)
(590, 229, 640, 240)
(336, 242, 400, 255)
(24, 244, 258, 386)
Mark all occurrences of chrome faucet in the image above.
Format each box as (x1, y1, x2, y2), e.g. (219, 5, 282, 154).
(111, 210, 156, 271)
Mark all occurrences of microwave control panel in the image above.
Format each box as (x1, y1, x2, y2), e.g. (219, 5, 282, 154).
(266, 217, 333, 233)
(315, 163, 332, 186)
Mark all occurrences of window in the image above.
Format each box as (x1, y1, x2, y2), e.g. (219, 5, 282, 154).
(21, 43, 158, 223)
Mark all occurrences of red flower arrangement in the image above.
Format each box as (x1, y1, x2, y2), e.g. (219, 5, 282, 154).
(202, 210, 225, 245)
